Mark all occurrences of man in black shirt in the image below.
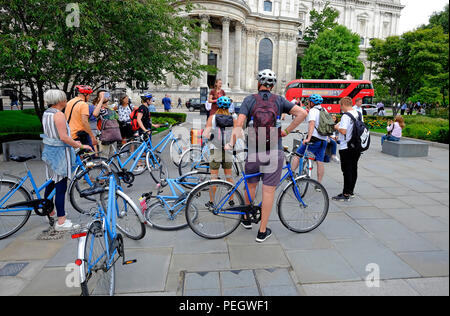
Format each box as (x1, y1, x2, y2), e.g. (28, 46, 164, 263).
(137, 93, 161, 134)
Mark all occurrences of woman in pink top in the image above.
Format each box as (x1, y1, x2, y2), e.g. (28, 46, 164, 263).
(381, 115, 405, 145)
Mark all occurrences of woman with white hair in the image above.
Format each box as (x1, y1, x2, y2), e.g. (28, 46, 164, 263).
(41, 89, 92, 231)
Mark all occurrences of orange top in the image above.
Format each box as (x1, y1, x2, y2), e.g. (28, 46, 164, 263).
(65, 97, 90, 139)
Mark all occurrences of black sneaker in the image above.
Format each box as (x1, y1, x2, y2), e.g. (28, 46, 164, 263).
(332, 194, 350, 202)
(256, 228, 272, 243)
(241, 217, 252, 230)
(205, 201, 214, 209)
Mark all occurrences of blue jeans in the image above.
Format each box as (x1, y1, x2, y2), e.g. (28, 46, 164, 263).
(381, 135, 400, 145)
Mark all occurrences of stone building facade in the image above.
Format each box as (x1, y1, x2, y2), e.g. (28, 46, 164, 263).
(144, 0, 404, 101)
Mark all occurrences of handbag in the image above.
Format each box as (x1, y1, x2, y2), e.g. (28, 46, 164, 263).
(99, 119, 122, 143)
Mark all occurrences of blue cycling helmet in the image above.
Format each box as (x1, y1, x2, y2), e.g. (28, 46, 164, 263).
(140, 92, 153, 101)
(309, 94, 323, 105)
(217, 96, 232, 109)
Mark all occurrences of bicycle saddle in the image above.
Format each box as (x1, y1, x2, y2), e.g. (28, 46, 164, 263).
(9, 155, 36, 162)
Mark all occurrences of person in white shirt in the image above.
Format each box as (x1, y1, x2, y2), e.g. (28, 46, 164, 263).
(293, 94, 328, 186)
(352, 97, 365, 120)
(333, 97, 362, 202)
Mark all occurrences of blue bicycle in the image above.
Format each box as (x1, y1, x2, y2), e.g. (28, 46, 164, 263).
(0, 151, 110, 239)
(140, 170, 209, 230)
(184, 146, 329, 239)
(73, 162, 144, 296)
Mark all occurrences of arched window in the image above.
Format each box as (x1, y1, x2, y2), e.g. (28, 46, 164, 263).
(258, 38, 273, 71)
(264, 1, 272, 12)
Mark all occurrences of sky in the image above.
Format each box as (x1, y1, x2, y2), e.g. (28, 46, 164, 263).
(399, 0, 449, 34)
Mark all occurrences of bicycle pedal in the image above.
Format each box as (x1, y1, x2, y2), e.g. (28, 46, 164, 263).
(123, 259, 137, 265)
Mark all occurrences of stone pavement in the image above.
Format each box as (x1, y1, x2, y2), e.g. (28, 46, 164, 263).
(0, 114, 448, 296)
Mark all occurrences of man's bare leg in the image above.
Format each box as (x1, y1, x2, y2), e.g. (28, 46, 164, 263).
(259, 184, 276, 233)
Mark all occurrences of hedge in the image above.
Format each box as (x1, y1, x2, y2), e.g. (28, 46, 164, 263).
(0, 110, 187, 154)
(336, 115, 449, 144)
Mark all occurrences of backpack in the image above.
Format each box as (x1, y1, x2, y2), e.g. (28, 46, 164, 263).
(344, 112, 371, 153)
(316, 107, 336, 136)
(129, 108, 140, 132)
(212, 114, 234, 147)
(249, 93, 280, 150)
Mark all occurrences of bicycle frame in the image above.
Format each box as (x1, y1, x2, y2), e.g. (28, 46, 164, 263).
(0, 169, 55, 213)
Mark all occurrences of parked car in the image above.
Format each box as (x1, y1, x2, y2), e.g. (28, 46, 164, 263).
(186, 98, 205, 112)
(362, 104, 378, 116)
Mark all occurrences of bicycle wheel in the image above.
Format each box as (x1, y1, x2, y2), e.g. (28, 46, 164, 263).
(81, 220, 115, 296)
(277, 177, 329, 233)
(120, 141, 147, 176)
(145, 200, 192, 231)
(185, 180, 245, 239)
(0, 180, 32, 240)
(178, 147, 205, 176)
(146, 152, 169, 183)
(69, 164, 120, 214)
(99, 190, 146, 240)
(169, 137, 190, 167)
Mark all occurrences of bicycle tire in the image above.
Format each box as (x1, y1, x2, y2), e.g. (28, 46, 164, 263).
(144, 200, 190, 231)
(277, 177, 329, 233)
(185, 180, 245, 239)
(81, 220, 115, 296)
(169, 137, 189, 167)
(0, 180, 32, 240)
(177, 170, 210, 190)
(120, 141, 147, 176)
(68, 164, 121, 214)
(178, 147, 205, 177)
(99, 189, 146, 240)
(146, 152, 169, 183)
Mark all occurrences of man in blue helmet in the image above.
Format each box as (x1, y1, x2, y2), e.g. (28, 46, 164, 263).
(292, 94, 328, 188)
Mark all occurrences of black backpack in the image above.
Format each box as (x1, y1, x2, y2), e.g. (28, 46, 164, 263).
(212, 114, 234, 147)
(344, 112, 371, 153)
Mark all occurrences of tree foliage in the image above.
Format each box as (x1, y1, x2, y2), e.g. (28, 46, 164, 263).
(0, 0, 208, 117)
(368, 26, 449, 106)
(303, 1, 339, 46)
(427, 3, 449, 34)
(301, 25, 365, 79)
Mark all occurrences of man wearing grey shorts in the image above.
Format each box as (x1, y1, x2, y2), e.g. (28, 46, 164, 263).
(225, 69, 307, 242)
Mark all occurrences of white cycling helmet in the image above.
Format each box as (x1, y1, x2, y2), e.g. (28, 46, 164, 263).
(257, 69, 277, 87)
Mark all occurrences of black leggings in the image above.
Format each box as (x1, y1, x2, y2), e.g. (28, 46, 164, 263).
(44, 178, 68, 217)
(339, 149, 361, 196)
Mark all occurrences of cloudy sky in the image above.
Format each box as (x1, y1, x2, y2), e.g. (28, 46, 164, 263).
(399, 0, 449, 34)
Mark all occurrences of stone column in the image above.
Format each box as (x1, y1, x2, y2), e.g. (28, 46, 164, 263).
(233, 22, 242, 91)
(221, 17, 231, 90)
(199, 15, 210, 88)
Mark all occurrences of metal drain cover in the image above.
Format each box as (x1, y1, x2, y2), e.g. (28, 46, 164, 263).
(0, 262, 29, 277)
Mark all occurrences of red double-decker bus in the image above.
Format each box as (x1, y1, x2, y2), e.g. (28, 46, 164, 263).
(285, 79, 374, 113)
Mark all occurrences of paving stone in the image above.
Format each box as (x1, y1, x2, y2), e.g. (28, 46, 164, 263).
(318, 213, 372, 240)
(254, 268, 295, 287)
(116, 248, 172, 294)
(405, 277, 449, 296)
(184, 288, 221, 296)
(261, 285, 298, 296)
(220, 270, 257, 289)
(397, 251, 449, 278)
(381, 208, 448, 233)
(19, 267, 81, 296)
(184, 271, 220, 290)
(272, 222, 332, 250)
(222, 286, 260, 296)
(302, 279, 420, 296)
(332, 238, 420, 279)
(228, 245, 290, 270)
(287, 249, 360, 284)
(366, 198, 411, 210)
(397, 195, 444, 207)
(344, 206, 392, 220)
(0, 277, 28, 296)
(170, 253, 231, 274)
(418, 232, 449, 251)
(0, 239, 65, 261)
(357, 219, 439, 252)
(174, 229, 228, 254)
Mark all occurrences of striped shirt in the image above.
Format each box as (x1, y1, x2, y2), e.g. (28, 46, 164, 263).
(42, 108, 73, 182)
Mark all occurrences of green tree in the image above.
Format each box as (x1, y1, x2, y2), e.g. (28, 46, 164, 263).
(427, 4, 449, 34)
(303, 1, 339, 46)
(301, 25, 365, 79)
(0, 0, 208, 118)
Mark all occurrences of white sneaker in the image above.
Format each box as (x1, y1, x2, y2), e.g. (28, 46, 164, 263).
(331, 155, 340, 163)
(55, 219, 80, 231)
